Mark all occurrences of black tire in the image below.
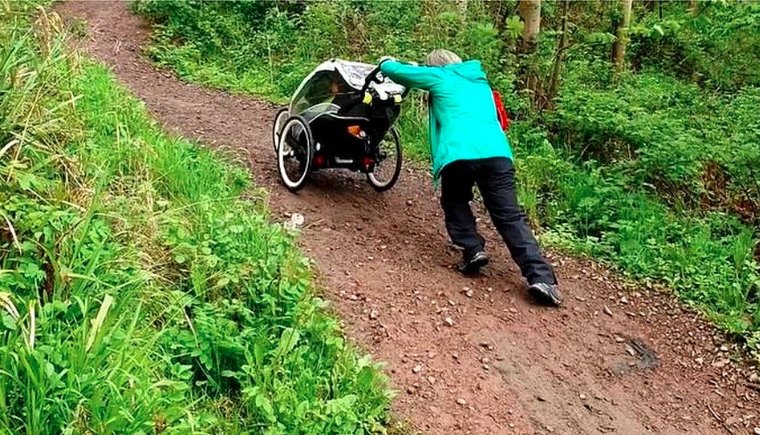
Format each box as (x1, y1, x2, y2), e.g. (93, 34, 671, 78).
(272, 107, 289, 154)
(367, 127, 402, 192)
(277, 116, 314, 192)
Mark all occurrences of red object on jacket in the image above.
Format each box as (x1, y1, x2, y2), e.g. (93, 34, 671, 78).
(492, 90, 510, 131)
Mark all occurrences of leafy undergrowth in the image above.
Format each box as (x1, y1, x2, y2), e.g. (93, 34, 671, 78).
(132, 1, 760, 357)
(552, 68, 760, 224)
(510, 124, 759, 338)
(0, 3, 390, 433)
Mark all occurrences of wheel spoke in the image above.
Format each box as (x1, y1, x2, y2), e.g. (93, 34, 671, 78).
(367, 129, 401, 191)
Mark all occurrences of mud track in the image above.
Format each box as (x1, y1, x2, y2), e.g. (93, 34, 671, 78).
(58, 2, 759, 434)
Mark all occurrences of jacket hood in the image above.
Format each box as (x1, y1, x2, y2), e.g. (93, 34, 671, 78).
(445, 60, 486, 81)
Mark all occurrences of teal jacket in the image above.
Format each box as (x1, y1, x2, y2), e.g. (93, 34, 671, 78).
(380, 60, 513, 181)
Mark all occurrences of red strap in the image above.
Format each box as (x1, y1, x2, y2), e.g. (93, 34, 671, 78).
(492, 90, 510, 131)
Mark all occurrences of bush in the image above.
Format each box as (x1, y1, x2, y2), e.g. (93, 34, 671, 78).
(553, 71, 760, 221)
(1, 4, 390, 432)
(629, 2, 760, 90)
(513, 125, 760, 335)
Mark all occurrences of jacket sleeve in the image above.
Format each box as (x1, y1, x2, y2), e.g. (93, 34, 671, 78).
(380, 61, 442, 91)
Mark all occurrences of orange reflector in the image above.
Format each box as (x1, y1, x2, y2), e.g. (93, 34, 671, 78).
(347, 125, 362, 137)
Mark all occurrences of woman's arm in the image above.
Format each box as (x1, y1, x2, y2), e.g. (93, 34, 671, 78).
(380, 60, 443, 91)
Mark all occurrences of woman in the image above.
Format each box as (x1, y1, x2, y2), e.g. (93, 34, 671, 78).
(379, 50, 562, 306)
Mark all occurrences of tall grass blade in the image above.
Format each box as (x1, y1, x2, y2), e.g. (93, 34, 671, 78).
(86, 294, 113, 352)
(27, 300, 34, 349)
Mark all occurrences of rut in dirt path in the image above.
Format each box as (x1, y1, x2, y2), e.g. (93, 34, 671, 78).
(58, 2, 760, 434)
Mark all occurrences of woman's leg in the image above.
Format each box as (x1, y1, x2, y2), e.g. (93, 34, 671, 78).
(440, 161, 487, 270)
(475, 158, 557, 285)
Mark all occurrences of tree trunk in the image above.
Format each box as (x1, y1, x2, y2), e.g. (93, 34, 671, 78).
(517, 0, 541, 54)
(612, 0, 633, 73)
(547, 0, 570, 103)
(689, 0, 698, 16)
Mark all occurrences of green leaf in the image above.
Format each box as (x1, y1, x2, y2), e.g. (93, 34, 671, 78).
(505, 15, 524, 40)
(1, 312, 17, 331)
(17, 173, 38, 191)
(274, 327, 300, 356)
(255, 394, 276, 422)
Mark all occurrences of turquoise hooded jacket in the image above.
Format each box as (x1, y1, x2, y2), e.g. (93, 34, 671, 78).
(380, 60, 513, 181)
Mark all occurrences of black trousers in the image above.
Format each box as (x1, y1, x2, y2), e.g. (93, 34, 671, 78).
(440, 157, 557, 285)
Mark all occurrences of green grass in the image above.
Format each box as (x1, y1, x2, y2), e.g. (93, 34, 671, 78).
(131, 0, 760, 357)
(1, 3, 390, 433)
(552, 68, 760, 219)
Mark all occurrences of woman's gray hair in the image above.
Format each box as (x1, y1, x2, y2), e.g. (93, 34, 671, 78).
(426, 49, 462, 66)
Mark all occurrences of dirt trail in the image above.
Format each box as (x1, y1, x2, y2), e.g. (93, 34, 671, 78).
(58, 2, 759, 434)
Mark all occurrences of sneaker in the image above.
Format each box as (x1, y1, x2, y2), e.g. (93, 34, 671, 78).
(528, 282, 562, 306)
(458, 250, 489, 275)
